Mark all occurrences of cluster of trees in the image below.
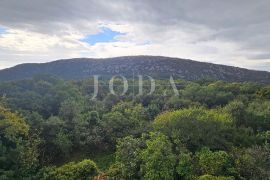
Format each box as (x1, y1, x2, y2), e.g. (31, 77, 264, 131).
(113, 108, 269, 179)
(0, 75, 269, 179)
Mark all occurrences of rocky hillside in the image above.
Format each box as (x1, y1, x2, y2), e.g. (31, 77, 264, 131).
(0, 56, 269, 83)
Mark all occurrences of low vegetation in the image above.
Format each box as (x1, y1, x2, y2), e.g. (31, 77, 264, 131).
(0, 75, 269, 179)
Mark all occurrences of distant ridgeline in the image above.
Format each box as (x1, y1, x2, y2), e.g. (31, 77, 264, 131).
(0, 56, 269, 83)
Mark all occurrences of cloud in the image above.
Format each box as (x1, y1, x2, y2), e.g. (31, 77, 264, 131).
(0, 0, 269, 71)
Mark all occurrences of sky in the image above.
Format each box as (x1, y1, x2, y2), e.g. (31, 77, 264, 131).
(0, 0, 270, 71)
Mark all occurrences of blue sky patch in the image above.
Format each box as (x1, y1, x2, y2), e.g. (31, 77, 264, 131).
(0, 27, 7, 34)
(81, 27, 125, 45)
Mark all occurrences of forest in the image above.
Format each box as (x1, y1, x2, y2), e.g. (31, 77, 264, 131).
(0, 75, 269, 179)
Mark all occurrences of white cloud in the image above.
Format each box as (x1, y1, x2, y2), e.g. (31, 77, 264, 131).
(0, 0, 269, 71)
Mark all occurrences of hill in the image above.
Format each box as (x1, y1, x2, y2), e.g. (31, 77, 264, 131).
(0, 56, 269, 82)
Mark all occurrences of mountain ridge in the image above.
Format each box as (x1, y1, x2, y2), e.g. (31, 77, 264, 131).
(0, 56, 270, 83)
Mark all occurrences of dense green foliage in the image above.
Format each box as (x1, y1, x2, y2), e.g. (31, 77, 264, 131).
(38, 159, 98, 180)
(0, 75, 269, 179)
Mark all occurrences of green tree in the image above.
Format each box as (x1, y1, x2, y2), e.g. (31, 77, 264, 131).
(102, 102, 148, 143)
(224, 100, 246, 127)
(102, 111, 131, 142)
(198, 174, 234, 180)
(74, 111, 105, 150)
(41, 116, 69, 162)
(246, 100, 270, 132)
(0, 106, 39, 179)
(176, 152, 195, 179)
(196, 148, 236, 176)
(40, 159, 99, 180)
(116, 136, 143, 179)
(154, 108, 233, 151)
(256, 85, 270, 99)
(233, 145, 270, 179)
(59, 99, 82, 131)
(140, 132, 176, 180)
(53, 130, 72, 157)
